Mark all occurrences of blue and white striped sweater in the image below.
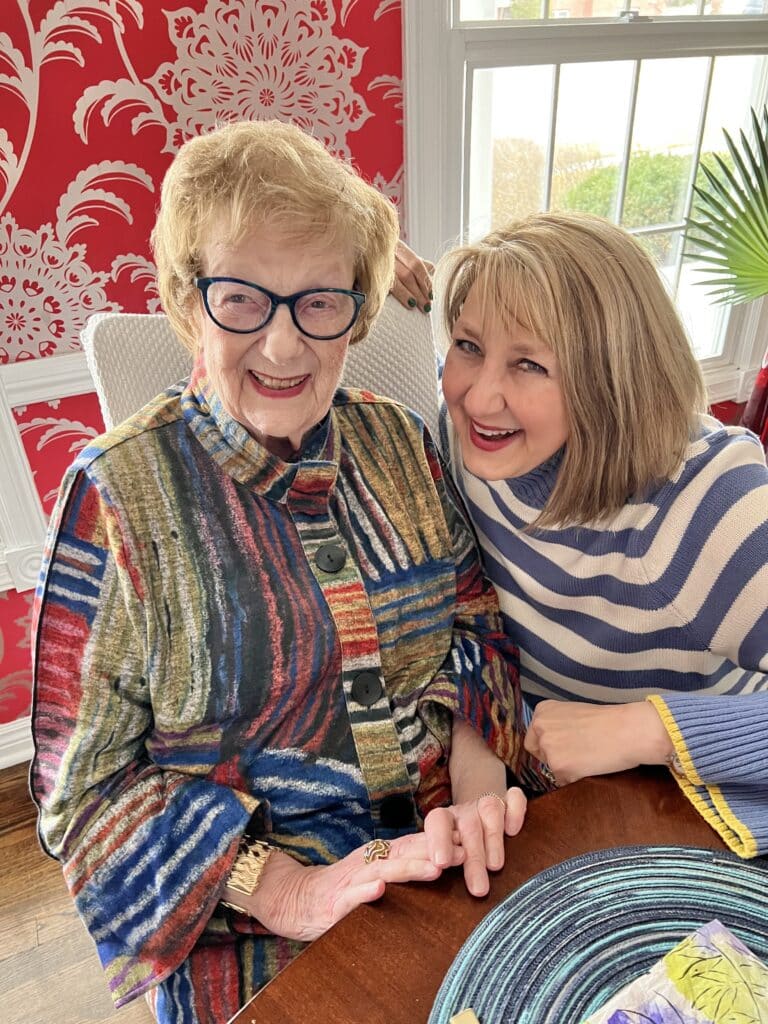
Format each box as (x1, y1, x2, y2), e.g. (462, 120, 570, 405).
(441, 406, 768, 857)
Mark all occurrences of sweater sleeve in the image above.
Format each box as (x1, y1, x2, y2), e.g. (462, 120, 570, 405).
(415, 431, 546, 789)
(30, 468, 262, 1007)
(646, 429, 768, 858)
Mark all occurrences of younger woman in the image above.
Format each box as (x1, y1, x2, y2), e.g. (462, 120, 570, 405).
(437, 212, 768, 858)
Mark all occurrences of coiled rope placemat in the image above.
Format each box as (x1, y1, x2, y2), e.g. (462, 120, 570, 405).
(428, 845, 768, 1024)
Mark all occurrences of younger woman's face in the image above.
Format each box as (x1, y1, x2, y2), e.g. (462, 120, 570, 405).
(442, 282, 569, 480)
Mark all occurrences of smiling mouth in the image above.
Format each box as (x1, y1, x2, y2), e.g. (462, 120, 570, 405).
(249, 370, 309, 391)
(469, 421, 521, 450)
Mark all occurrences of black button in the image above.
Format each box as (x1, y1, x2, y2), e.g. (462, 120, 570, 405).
(351, 671, 383, 707)
(315, 543, 346, 573)
(380, 794, 415, 829)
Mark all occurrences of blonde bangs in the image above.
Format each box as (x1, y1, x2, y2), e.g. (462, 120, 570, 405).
(443, 238, 555, 348)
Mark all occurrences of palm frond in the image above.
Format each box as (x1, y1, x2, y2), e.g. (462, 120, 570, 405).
(685, 106, 768, 305)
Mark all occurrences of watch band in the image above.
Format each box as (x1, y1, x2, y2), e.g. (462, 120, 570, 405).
(221, 836, 274, 915)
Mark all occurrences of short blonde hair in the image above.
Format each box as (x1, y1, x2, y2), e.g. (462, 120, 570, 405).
(442, 212, 708, 526)
(151, 119, 399, 351)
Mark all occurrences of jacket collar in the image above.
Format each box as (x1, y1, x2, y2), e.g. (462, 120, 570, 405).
(181, 371, 340, 506)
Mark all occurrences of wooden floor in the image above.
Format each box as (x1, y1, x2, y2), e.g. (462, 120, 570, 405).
(0, 762, 154, 1024)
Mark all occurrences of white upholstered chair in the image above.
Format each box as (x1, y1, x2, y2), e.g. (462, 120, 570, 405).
(80, 296, 440, 439)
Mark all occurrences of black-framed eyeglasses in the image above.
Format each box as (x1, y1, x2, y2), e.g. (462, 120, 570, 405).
(195, 277, 366, 341)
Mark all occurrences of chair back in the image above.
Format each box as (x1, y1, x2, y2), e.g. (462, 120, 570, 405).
(81, 297, 440, 439)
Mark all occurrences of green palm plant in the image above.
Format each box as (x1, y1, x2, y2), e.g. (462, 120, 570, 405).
(686, 106, 768, 304)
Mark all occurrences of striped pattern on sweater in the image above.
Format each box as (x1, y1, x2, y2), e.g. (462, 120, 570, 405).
(442, 406, 768, 857)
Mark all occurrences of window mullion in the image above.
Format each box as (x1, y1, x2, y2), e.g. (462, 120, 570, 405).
(671, 55, 715, 296)
(614, 60, 640, 224)
(543, 65, 560, 210)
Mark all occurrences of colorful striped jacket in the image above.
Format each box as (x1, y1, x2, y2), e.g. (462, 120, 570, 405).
(441, 406, 768, 858)
(31, 374, 524, 1023)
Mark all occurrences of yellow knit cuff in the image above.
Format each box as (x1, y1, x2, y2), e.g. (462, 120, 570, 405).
(646, 694, 701, 786)
(669, 773, 757, 859)
(646, 695, 757, 859)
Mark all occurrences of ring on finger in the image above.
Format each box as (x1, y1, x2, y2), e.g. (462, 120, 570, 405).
(363, 838, 392, 864)
(478, 791, 506, 810)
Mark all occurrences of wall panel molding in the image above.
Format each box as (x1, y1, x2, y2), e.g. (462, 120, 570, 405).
(0, 715, 33, 770)
(0, 563, 13, 590)
(2, 351, 92, 407)
(0, 384, 47, 592)
(0, 351, 94, 593)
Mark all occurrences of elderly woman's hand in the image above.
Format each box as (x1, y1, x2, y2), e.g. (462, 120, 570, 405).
(523, 699, 674, 786)
(243, 832, 463, 942)
(423, 788, 527, 898)
(392, 239, 435, 312)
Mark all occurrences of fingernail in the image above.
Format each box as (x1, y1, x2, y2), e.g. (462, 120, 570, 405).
(423, 302, 431, 313)
(407, 297, 416, 308)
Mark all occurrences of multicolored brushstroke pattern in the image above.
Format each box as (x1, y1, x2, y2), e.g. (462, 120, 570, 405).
(31, 374, 530, 1023)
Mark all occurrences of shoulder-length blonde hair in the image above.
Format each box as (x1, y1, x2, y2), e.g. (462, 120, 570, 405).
(151, 119, 399, 352)
(441, 212, 708, 526)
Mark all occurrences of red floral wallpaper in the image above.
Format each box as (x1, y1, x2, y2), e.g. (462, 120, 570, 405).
(15, 393, 105, 516)
(0, 589, 33, 724)
(0, 0, 405, 734)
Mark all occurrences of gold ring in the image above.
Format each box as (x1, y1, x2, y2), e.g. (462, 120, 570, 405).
(478, 791, 506, 810)
(363, 838, 392, 864)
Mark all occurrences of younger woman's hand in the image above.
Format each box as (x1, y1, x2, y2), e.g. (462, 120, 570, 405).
(245, 832, 463, 942)
(523, 699, 673, 786)
(392, 239, 435, 312)
(423, 788, 527, 897)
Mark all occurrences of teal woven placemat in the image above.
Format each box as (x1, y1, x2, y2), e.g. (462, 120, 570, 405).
(428, 845, 768, 1024)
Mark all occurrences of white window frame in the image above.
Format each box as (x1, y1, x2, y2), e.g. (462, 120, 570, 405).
(403, 1, 768, 402)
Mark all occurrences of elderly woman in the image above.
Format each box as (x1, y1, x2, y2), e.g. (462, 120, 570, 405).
(435, 212, 768, 858)
(30, 120, 531, 1024)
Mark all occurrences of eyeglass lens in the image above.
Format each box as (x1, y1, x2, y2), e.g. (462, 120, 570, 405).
(204, 281, 358, 338)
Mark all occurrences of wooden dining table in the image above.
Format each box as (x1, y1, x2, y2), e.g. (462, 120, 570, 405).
(229, 767, 727, 1024)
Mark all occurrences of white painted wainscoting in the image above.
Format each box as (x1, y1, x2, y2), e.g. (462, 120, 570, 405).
(0, 350, 94, 767)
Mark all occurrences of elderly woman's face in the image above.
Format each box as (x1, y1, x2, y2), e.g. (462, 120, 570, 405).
(197, 222, 355, 458)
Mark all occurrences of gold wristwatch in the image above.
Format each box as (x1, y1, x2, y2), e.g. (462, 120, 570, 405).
(221, 836, 274, 915)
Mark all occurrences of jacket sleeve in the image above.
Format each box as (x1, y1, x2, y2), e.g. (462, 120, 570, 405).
(415, 431, 547, 791)
(646, 431, 768, 858)
(30, 468, 261, 1007)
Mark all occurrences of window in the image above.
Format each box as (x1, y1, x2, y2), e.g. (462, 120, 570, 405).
(403, 0, 768, 401)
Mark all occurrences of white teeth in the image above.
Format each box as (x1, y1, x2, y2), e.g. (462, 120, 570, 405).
(251, 371, 306, 390)
(474, 424, 519, 438)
